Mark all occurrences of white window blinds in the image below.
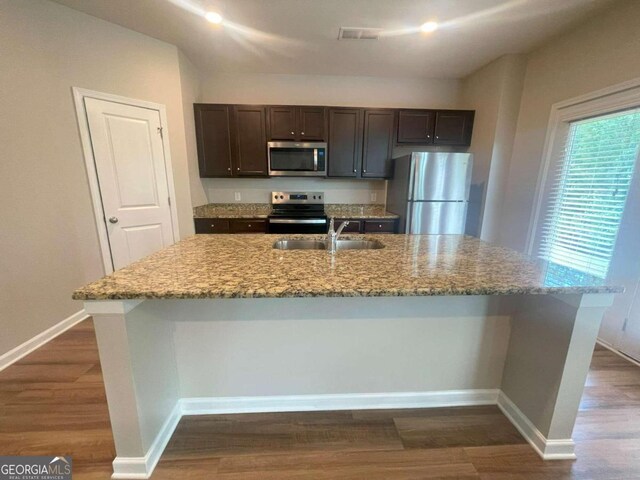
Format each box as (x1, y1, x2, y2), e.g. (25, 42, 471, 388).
(539, 108, 640, 278)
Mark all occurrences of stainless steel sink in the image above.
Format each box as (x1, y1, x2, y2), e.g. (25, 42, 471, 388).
(272, 239, 326, 250)
(334, 240, 384, 250)
(273, 239, 384, 250)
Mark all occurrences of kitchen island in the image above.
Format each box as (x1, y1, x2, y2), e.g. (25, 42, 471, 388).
(74, 234, 621, 479)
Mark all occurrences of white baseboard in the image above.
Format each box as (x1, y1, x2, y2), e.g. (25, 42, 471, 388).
(596, 339, 640, 367)
(497, 391, 576, 460)
(108, 389, 576, 478)
(111, 401, 182, 479)
(0, 309, 88, 372)
(180, 389, 500, 416)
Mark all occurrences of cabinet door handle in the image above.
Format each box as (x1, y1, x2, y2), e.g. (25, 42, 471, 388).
(353, 169, 357, 173)
(363, 169, 367, 173)
(237, 167, 240, 171)
(227, 167, 231, 171)
(435, 136, 439, 139)
(108, 217, 118, 224)
(290, 131, 295, 135)
(301, 132, 305, 135)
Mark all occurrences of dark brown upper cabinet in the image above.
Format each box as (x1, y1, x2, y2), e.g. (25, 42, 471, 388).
(194, 104, 234, 177)
(433, 110, 475, 146)
(297, 107, 326, 141)
(362, 109, 395, 178)
(327, 108, 363, 178)
(397, 110, 435, 144)
(232, 105, 268, 176)
(194, 104, 268, 178)
(267, 106, 326, 141)
(267, 106, 296, 140)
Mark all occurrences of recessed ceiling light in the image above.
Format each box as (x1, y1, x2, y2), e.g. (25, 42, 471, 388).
(205, 11, 223, 24)
(420, 21, 438, 33)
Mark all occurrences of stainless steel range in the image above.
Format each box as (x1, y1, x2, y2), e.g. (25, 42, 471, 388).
(267, 191, 328, 234)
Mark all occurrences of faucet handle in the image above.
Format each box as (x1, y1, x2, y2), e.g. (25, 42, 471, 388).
(328, 217, 335, 234)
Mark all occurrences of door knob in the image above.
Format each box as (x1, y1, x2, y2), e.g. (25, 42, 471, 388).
(108, 217, 119, 224)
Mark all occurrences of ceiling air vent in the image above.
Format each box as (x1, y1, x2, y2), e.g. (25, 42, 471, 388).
(338, 27, 382, 40)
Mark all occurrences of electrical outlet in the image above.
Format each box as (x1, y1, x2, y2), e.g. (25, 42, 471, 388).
(370, 192, 377, 202)
(234, 192, 241, 201)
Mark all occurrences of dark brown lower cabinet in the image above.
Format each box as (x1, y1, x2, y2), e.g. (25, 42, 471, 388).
(335, 218, 398, 234)
(335, 219, 362, 233)
(194, 219, 230, 234)
(229, 219, 267, 233)
(363, 219, 397, 233)
(194, 218, 266, 234)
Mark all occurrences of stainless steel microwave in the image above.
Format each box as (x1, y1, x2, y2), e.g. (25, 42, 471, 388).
(267, 142, 327, 177)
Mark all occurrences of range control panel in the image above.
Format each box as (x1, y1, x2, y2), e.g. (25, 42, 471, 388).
(271, 191, 324, 205)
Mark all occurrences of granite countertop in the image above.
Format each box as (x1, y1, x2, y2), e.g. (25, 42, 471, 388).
(325, 204, 399, 219)
(73, 234, 621, 300)
(193, 203, 272, 219)
(193, 203, 399, 220)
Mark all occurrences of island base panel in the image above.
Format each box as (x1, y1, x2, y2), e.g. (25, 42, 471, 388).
(84, 293, 611, 478)
(500, 293, 614, 459)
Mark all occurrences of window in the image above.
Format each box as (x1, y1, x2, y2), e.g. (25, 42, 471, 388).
(538, 108, 640, 278)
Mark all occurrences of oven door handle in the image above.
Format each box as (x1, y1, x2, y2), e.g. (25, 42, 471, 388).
(269, 219, 327, 224)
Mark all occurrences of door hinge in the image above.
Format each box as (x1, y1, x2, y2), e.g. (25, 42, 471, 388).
(623, 318, 628, 332)
(168, 196, 171, 206)
(157, 126, 164, 138)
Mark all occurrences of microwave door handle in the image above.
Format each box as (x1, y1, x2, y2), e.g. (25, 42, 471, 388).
(313, 149, 318, 171)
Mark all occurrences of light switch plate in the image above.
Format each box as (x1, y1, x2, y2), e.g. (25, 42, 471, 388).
(234, 192, 242, 201)
(370, 192, 377, 202)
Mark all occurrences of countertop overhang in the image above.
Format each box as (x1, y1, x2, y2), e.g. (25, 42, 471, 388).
(72, 234, 622, 300)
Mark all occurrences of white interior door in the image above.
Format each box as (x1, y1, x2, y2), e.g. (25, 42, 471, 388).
(85, 97, 175, 270)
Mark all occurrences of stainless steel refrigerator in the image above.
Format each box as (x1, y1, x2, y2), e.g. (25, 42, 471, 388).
(386, 152, 473, 234)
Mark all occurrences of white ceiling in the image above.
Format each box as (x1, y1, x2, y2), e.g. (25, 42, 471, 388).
(51, 0, 615, 78)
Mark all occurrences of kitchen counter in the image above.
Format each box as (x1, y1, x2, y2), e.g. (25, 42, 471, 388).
(73, 234, 619, 300)
(192, 203, 399, 220)
(193, 203, 271, 218)
(78, 233, 620, 477)
(325, 204, 399, 219)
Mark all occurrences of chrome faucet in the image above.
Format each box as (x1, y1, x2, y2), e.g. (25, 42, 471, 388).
(327, 217, 350, 254)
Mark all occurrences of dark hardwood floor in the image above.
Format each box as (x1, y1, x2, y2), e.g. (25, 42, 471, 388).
(1, 318, 640, 479)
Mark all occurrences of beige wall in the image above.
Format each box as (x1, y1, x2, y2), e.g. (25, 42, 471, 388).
(0, 0, 194, 357)
(198, 72, 462, 205)
(461, 55, 526, 241)
(200, 72, 461, 108)
(500, 0, 640, 252)
(178, 51, 207, 206)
